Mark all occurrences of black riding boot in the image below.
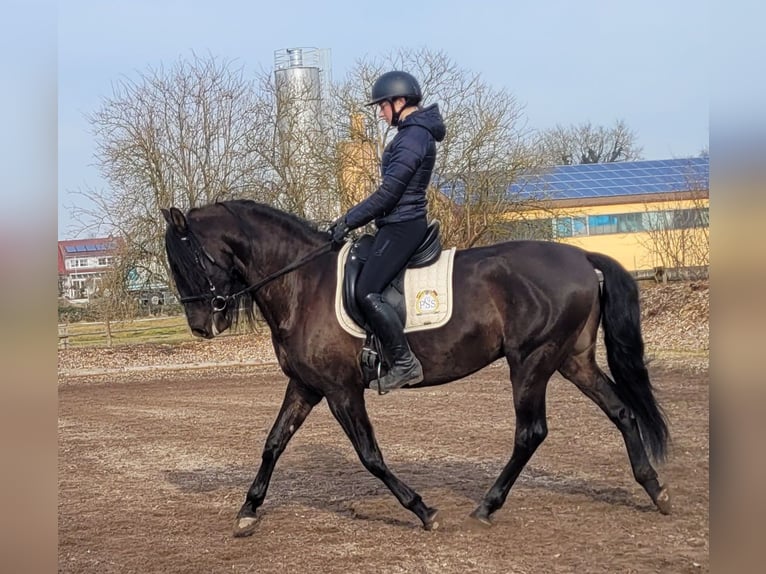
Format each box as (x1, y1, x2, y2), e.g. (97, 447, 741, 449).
(361, 293, 424, 392)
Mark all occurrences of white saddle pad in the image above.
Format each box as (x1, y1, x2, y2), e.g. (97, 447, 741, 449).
(335, 241, 457, 338)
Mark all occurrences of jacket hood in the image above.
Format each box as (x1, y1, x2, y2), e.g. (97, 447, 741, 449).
(400, 103, 446, 142)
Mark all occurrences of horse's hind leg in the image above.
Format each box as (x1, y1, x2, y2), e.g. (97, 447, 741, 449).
(234, 379, 321, 537)
(558, 351, 671, 514)
(326, 387, 440, 531)
(470, 346, 557, 526)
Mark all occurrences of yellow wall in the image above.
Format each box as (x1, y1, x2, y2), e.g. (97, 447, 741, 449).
(510, 197, 709, 272)
(337, 113, 378, 211)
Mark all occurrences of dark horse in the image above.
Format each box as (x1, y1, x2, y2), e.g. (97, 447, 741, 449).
(162, 199, 670, 537)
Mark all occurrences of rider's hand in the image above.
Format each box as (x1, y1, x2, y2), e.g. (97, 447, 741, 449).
(329, 217, 350, 246)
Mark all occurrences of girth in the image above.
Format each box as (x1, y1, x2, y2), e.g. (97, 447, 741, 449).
(342, 220, 442, 330)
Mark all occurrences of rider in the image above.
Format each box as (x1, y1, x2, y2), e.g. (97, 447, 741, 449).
(329, 70, 447, 392)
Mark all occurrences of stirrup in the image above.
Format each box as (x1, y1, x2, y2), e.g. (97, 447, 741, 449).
(375, 360, 423, 394)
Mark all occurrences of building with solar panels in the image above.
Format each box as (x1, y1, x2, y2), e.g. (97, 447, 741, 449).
(58, 236, 174, 306)
(505, 157, 709, 277)
(57, 237, 122, 300)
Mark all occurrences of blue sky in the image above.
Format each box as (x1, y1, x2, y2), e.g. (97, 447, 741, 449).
(55, 0, 711, 239)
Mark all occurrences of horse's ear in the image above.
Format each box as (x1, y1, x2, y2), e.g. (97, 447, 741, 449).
(161, 208, 172, 225)
(164, 207, 189, 235)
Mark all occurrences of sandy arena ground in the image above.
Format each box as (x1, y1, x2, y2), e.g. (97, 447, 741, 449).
(59, 355, 708, 573)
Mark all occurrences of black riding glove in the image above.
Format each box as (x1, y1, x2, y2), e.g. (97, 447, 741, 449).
(329, 217, 351, 247)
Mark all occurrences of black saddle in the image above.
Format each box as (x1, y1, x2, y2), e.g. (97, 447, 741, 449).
(342, 220, 442, 331)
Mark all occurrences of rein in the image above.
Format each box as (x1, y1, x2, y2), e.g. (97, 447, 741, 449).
(178, 231, 334, 312)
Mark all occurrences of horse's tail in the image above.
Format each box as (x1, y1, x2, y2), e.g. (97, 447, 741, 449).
(586, 251, 669, 463)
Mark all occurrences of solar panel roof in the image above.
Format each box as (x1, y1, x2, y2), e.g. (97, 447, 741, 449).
(507, 157, 709, 200)
(63, 242, 117, 254)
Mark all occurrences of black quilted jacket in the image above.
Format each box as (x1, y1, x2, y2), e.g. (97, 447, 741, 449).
(345, 104, 446, 229)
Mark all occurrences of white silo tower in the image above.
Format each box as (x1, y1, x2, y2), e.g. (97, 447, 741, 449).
(274, 47, 334, 219)
(274, 48, 330, 130)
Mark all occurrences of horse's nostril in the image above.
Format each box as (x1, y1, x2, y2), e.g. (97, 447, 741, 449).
(191, 328, 210, 339)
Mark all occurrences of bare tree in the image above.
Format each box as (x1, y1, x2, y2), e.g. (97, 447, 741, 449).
(635, 159, 709, 279)
(73, 53, 262, 284)
(538, 119, 643, 166)
(87, 243, 139, 346)
(638, 174, 709, 280)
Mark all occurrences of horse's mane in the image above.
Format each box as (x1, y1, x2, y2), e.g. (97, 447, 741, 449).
(210, 199, 327, 244)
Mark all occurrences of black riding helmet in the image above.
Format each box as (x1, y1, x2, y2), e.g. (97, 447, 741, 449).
(366, 71, 422, 125)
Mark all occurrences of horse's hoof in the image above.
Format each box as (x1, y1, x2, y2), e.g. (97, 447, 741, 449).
(423, 508, 440, 531)
(468, 509, 493, 528)
(233, 515, 260, 538)
(655, 486, 672, 515)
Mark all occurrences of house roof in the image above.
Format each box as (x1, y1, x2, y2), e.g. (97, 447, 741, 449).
(57, 237, 121, 274)
(508, 157, 709, 201)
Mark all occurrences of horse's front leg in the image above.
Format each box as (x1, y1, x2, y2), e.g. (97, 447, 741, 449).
(234, 378, 321, 537)
(326, 387, 440, 530)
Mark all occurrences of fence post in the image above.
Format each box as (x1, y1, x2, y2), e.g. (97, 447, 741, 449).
(58, 323, 69, 349)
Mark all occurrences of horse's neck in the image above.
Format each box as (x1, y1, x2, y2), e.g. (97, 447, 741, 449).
(242, 222, 323, 332)
(246, 224, 320, 276)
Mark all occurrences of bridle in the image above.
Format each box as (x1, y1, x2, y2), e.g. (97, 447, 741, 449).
(177, 229, 333, 312)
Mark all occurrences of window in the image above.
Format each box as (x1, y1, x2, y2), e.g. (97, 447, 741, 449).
(616, 212, 645, 233)
(555, 218, 572, 237)
(672, 208, 709, 229)
(97, 257, 113, 266)
(554, 216, 588, 238)
(508, 206, 709, 240)
(588, 214, 618, 235)
(644, 208, 708, 231)
(644, 211, 671, 231)
(572, 217, 588, 236)
(67, 258, 90, 269)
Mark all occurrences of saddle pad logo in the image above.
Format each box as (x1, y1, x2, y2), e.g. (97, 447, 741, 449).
(415, 289, 440, 315)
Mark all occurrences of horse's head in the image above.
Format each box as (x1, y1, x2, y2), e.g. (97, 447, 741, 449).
(162, 206, 251, 339)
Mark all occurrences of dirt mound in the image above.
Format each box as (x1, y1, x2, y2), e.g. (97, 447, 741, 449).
(639, 279, 709, 357)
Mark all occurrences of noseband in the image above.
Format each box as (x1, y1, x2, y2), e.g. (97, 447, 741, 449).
(177, 229, 333, 312)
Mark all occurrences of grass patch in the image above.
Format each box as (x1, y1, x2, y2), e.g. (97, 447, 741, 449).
(61, 316, 194, 347)
(59, 316, 260, 347)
